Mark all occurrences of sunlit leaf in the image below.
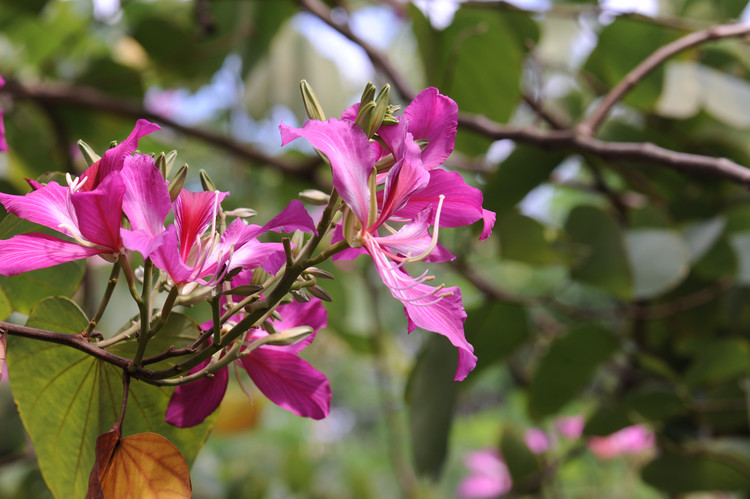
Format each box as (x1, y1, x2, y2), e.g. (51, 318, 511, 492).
(88, 432, 191, 499)
(625, 229, 691, 299)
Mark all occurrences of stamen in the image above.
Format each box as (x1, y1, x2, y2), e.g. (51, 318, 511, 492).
(400, 194, 446, 264)
(56, 223, 100, 248)
(65, 173, 88, 193)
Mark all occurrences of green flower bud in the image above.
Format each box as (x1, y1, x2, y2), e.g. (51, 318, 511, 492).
(300, 80, 326, 121)
(199, 169, 216, 192)
(77, 140, 101, 167)
(168, 164, 189, 202)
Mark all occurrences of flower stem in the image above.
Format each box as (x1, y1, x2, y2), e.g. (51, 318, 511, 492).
(129, 259, 153, 372)
(84, 261, 121, 336)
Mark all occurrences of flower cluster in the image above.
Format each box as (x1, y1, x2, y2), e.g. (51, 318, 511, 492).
(281, 87, 495, 381)
(0, 83, 491, 427)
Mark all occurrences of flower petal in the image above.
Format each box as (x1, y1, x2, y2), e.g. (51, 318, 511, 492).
(240, 347, 331, 420)
(0, 233, 103, 275)
(174, 190, 228, 260)
(80, 119, 162, 191)
(165, 360, 229, 428)
(394, 169, 495, 239)
(121, 154, 170, 236)
(0, 181, 81, 239)
(70, 173, 125, 250)
(402, 87, 458, 171)
(281, 119, 373, 224)
(366, 238, 475, 381)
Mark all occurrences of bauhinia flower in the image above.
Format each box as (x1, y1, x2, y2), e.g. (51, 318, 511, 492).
(0, 120, 160, 275)
(457, 449, 512, 499)
(165, 299, 330, 427)
(280, 88, 489, 381)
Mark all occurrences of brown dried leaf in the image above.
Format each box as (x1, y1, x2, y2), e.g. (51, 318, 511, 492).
(87, 432, 191, 499)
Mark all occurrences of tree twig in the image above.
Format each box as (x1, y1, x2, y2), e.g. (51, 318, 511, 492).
(1, 80, 323, 184)
(578, 23, 750, 137)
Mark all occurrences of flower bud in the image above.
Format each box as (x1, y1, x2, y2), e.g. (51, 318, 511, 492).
(360, 82, 376, 106)
(168, 163, 189, 202)
(263, 326, 313, 346)
(300, 80, 326, 121)
(77, 140, 100, 167)
(299, 189, 330, 205)
(199, 169, 216, 192)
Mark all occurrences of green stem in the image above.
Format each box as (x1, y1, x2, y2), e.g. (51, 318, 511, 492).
(119, 254, 142, 305)
(148, 286, 179, 337)
(84, 261, 121, 335)
(129, 259, 153, 372)
(211, 292, 222, 345)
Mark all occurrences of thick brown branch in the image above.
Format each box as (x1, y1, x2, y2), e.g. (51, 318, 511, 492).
(0, 321, 134, 370)
(579, 23, 750, 136)
(2, 80, 322, 184)
(460, 113, 750, 187)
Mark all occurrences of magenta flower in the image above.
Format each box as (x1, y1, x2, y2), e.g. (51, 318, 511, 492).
(525, 427, 551, 454)
(588, 424, 655, 460)
(0, 120, 160, 275)
(280, 90, 480, 381)
(457, 449, 512, 499)
(554, 415, 585, 440)
(165, 299, 330, 427)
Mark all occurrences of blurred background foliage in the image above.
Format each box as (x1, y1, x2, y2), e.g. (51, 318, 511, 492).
(4, 0, 750, 497)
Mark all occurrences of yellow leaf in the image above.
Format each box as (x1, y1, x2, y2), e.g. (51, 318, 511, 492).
(88, 432, 191, 499)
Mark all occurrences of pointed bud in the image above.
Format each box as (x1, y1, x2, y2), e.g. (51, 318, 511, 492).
(291, 289, 310, 303)
(368, 167, 377, 228)
(368, 84, 390, 135)
(168, 164, 189, 202)
(263, 326, 313, 347)
(299, 189, 330, 205)
(199, 169, 216, 192)
(308, 285, 332, 302)
(155, 152, 167, 178)
(251, 267, 270, 286)
(305, 267, 335, 280)
(360, 82, 376, 106)
(77, 140, 101, 167)
(300, 80, 326, 121)
(354, 101, 376, 136)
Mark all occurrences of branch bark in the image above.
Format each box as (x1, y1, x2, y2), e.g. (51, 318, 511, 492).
(2, 80, 323, 184)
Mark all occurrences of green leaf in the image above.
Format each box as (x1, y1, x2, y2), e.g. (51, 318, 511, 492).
(658, 62, 750, 128)
(484, 145, 567, 213)
(565, 206, 632, 299)
(625, 229, 691, 299)
(684, 216, 726, 263)
(583, 403, 632, 437)
(500, 426, 542, 494)
(694, 235, 738, 280)
(729, 232, 750, 285)
(498, 213, 559, 265)
(411, 4, 538, 125)
(8, 297, 213, 499)
(528, 323, 618, 420)
(464, 301, 528, 376)
(685, 339, 750, 388)
(585, 17, 682, 109)
(406, 334, 458, 478)
(643, 451, 750, 493)
(625, 387, 688, 423)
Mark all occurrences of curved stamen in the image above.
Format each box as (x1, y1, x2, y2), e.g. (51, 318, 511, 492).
(400, 194, 445, 264)
(65, 173, 89, 193)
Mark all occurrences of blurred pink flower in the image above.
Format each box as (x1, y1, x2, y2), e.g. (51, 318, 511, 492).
(524, 427, 550, 454)
(588, 425, 655, 460)
(555, 415, 585, 440)
(0, 334, 6, 382)
(457, 449, 512, 499)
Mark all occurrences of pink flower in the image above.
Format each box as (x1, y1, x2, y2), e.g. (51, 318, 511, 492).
(525, 427, 551, 454)
(457, 449, 512, 499)
(279, 88, 483, 381)
(165, 299, 331, 427)
(555, 415, 585, 440)
(0, 121, 160, 275)
(588, 425, 655, 460)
